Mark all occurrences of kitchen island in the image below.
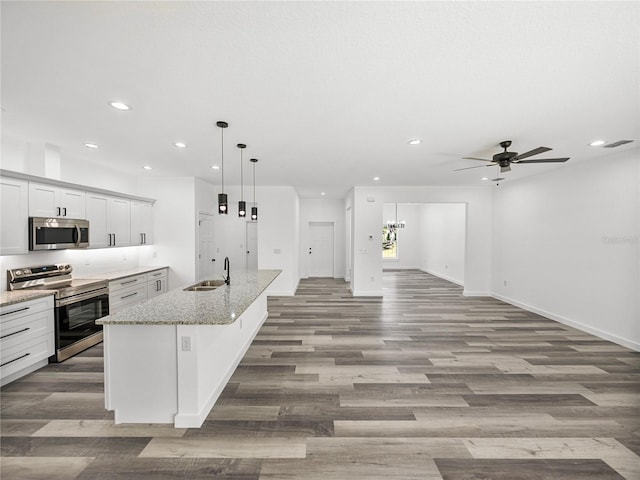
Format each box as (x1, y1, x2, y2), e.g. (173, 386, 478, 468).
(97, 269, 280, 428)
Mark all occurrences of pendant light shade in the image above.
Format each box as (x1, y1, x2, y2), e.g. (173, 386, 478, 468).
(216, 121, 229, 215)
(250, 158, 258, 221)
(237, 143, 247, 218)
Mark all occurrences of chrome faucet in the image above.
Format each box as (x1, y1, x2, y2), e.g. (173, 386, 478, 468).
(223, 257, 230, 285)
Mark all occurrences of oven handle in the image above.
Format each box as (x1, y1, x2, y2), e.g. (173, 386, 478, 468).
(56, 289, 109, 307)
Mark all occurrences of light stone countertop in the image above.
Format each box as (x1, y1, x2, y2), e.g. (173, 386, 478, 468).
(0, 290, 55, 308)
(96, 269, 281, 326)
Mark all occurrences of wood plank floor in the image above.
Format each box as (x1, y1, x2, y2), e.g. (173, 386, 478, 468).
(2, 270, 639, 479)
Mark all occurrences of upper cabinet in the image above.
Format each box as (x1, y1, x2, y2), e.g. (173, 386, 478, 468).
(1, 171, 154, 252)
(130, 201, 153, 246)
(29, 182, 86, 219)
(86, 194, 131, 248)
(0, 177, 29, 255)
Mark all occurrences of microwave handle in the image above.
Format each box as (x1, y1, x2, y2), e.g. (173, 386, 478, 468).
(73, 224, 81, 246)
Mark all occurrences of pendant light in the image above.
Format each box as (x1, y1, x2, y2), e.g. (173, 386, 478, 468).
(216, 121, 229, 214)
(237, 143, 247, 217)
(250, 158, 258, 221)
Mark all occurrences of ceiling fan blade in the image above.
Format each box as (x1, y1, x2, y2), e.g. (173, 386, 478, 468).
(462, 156, 493, 162)
(516, 158, 570, 164)
(500, 165, 511, 173)
(513, 146, 552, 161)
(453, 164, 492, 171)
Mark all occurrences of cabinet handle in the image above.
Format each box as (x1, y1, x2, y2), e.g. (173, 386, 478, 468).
(0, 327, 30, 339)
(1, 306, 30, 316)
(156, 279, 161, 291)
(108, 233, 113, 246)
(120, 279, 138, 286)
(143, 233, 147, 244)
(56, 207, 61, 216)
(152, 272, 162, 277)
(63, 207, 67, 217)
(113, 234, 116, 246)
(140, 233, 144, 245)
(1, 352, 30, 367)
(120, 292, 138, 300)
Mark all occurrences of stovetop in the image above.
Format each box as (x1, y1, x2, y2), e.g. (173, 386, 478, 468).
(7, 263, 108, 300)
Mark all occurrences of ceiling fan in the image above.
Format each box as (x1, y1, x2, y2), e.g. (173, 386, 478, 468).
(455, 140, 570, 173)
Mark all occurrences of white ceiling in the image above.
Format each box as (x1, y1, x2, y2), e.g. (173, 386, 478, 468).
(2, 1, 638, 198)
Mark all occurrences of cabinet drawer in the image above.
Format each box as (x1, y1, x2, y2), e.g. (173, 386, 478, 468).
(145, 269, 167, 282)
(0, 308, 54, 351)
(0, 296, 54, 325)
(109, 284, 147, 313)
(0, 333, 54, 379)
(109, 274, 147, 293)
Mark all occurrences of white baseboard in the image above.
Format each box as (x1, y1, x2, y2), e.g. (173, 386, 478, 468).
(493, 293, 640, 352)
(420, 268, 464, 287)
(352, 290, 383, 297)
(463, 290, 492, 297)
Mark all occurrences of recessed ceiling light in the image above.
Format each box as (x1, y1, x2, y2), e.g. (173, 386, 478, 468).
(174, 142, 187, 148)
(84, 143, 99, 149)
(211, 165, 220, 170)
(109, 101, 131, 111)
(408, 139, 421, 145)
(321, 192, 326, 196)
(143, 165, 152, 170)
(589, 140, 605, 146)
(373, 176, 380, 181)
(481, 177, 489, 181)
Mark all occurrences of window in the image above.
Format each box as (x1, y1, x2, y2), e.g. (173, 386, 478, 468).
(382, 224, 398, 259)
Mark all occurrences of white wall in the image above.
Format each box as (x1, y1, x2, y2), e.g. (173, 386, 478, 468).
(138, 177, 197, 288)
(419, 203, 466, 285)
(492, 149, 640, 350)
(299, 198, 346, 278)
(352, 186, 492, 296)
(257, 186, 300, 296)
(382, 203, 422, 269)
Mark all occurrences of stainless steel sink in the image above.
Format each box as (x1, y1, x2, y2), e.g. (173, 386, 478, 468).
(183, 279, 227, 291)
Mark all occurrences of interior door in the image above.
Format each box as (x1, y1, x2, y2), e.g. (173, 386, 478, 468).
(246, 221, 258, 270)
(198, 213, 215, 281)
(308, 222, 334, 277)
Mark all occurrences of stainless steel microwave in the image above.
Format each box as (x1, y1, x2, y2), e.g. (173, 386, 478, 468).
(29, 217, 90, 250)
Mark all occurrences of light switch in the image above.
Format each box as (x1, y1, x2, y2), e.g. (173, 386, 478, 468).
(274, 248, 281, 254)
(181, 336, 192, 351)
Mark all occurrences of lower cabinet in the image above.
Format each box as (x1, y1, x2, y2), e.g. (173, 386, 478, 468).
(109, 268, 169, 314)
(1, 296, 55, 386)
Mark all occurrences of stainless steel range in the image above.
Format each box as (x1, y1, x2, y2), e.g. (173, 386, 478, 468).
(7, 264, 109, 362)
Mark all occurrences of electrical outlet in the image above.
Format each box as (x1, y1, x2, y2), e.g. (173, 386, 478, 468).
(503, 280, 508, 287)
(445, 264, 448, 269)
(181, 336, 191, 351)
(370, 276, 375, 282)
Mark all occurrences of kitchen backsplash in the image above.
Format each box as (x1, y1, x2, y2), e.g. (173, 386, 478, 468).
(0, 246, 151, 291)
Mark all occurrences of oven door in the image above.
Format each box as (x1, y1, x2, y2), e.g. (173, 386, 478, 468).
(55, 293, 109, 359)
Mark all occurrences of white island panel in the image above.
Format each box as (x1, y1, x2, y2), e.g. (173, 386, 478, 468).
(101, 270, 279, 428)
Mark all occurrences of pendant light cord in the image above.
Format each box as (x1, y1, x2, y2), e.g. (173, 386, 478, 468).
(253, 162, 256, 206)
(240, 149, 244, 200)
(221, 127, 224, 194)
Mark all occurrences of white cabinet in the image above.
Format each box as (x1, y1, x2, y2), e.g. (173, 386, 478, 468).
(146, 269, 168, 299)
(1, 296, 55, 386)
(109, 274, 147, 314)
(108, 268, 169, 313)
(0, 177, 29, 255)
(86, 194, 131, 248)
(29, 182, 86, 219)
(130, 201, 153, 246)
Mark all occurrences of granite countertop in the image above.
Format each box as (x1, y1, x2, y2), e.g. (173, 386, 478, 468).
(76, 266, 169, 281)
(97, 269, 281, 326)
(0, 290, 55, 308)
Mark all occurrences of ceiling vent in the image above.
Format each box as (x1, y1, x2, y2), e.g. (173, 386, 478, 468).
(603, 140, 634, 148)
